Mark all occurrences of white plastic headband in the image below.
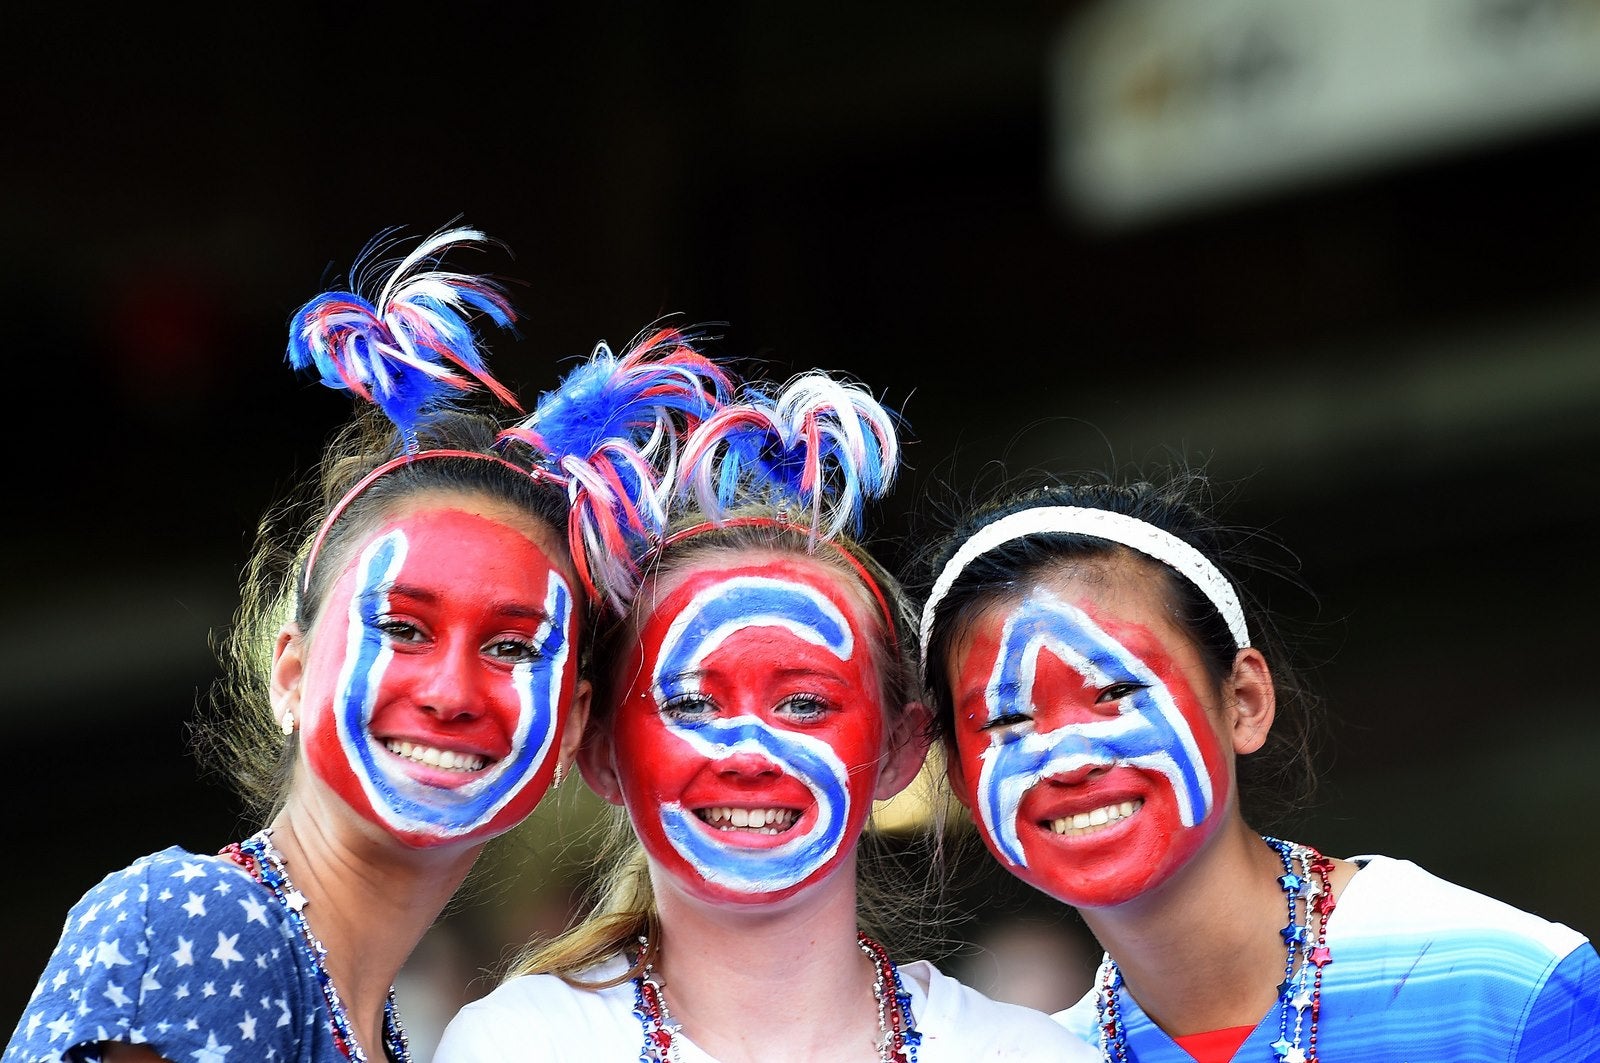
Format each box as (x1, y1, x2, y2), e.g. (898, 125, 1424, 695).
(918, 505, 1251, 665)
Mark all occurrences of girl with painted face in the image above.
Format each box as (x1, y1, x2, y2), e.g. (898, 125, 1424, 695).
(6, 228, 728, 1063)
(917, 476, 1600, 1062)
(436, 372, 1091, 1061)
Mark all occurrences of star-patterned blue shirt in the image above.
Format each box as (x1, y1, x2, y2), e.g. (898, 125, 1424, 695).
(6, 846, 344, 1063)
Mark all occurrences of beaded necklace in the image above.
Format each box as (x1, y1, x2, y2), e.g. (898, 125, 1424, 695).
(220, 830, 411, 1063)
(631, 930, 921, 1062)
(1094, 836, 1336, 1063)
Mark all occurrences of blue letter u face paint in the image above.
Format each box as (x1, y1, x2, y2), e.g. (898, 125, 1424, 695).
(949, 581, 1231, 909)
(301, 507, 581, 847)
(612, 556, 888, 905)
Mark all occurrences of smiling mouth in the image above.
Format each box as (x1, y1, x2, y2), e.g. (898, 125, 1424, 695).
(1046, 799, 1143, 837)
(694, 807, 801, 834)
(384, 740, 488, 773)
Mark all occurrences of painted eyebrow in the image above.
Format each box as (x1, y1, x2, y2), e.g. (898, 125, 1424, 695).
(382, 584, 552, 624)
(952, 677, 1005, 710)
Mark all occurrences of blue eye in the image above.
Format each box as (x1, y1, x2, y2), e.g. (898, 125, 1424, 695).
(661, 693, 717, 721)
(777, 693, 831, 722)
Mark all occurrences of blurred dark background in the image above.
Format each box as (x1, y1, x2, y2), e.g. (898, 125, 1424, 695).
(8, 3, 1600, 1057)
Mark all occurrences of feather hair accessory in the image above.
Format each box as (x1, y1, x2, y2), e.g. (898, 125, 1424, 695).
(287, 225, 520, 447)
(677, 371, 901, 542)
(496, 328, 733, 611)
(289, 225, 528, 594)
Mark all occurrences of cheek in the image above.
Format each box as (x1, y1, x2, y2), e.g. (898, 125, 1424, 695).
(950, 727, 990, 807)
(1157, 671, 1233, 823)
(613, 708, 692, 798)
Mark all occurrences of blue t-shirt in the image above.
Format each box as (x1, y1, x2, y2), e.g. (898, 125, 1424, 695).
(1058, 855, 1600, 1061)
(6, 846, 343, 1063)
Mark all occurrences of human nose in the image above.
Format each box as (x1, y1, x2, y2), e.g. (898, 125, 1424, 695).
(1039, 760, 1106, 787)
(715, 751, 782, 779)
(414, 641, 485, 722)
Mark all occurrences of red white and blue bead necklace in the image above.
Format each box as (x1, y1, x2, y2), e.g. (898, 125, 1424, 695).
(632, 930, 921, 1062)
(221, 830, 412, 1063)
(1094, 836, 1336, 1063)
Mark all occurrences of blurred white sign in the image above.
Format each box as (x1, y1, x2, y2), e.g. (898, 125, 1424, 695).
(1054, 0, 1600, 224)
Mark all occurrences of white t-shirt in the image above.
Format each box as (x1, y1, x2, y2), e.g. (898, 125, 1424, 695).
(437, 954, 1092, 1061)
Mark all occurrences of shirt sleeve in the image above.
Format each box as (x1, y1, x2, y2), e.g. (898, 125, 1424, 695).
(1516, 940, 1600, 1062)
(5, 849, 313, 1063)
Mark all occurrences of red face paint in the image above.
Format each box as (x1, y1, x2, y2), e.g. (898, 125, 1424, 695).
(947, 582, 1230, 909)
(610, 555, 887, 905)
(298, 505, 581, 848)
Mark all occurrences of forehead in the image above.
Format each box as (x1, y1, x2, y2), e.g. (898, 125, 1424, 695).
(637, 547, 880, 640)
(956, 552, 1189, 657)
(342, 489, 572, 585)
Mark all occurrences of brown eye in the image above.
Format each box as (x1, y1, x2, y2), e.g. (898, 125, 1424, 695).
(1095, 682, 1146, 704)
(376, 618, 426, 644)
(486, 637, 541, 663)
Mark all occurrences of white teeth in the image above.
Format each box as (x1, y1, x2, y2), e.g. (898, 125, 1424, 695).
(696, 807, 799, 834)
(384, 740, 485, 773)
(1049, 800, 1142, 837)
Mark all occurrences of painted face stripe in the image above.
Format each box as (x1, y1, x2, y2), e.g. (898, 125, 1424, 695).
(660, 715, 850, 894)
(978, 588, 1213, 867)
(336, 530, 571, 838)
(650, 576, 854, 894)
(653, 576, 853, 701)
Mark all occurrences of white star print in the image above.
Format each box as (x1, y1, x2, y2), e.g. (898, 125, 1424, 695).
(182, 892, 208, 918)
(191, 1030, 232, 1062)
(108, 889, 129, 908)
(201, 981, 217, 997)
(74, 947, 94, 974)
(140, 966, 162, 1003)
(173, 862, 207, 883)
(103, 982, 132, 1008)
(24, 1014, 41, 1038)
(45, 1013, 73, 1041)
(238, 894, 269, 926)
(229, 981, 244, 998)
(213, 878, 233, 895)
(238, 1012, 258, 1040)
(176, 983, 191, 999)
(95, 940, 133, 968)
(75, 902, 103, 931)
(159, 888, 174, 901)
(173, 936, 195, 966)
(51, 969, 68, 991)
(212, 932, 245, 969)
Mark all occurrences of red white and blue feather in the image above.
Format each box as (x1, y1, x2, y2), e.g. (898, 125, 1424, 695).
(497, 328, 733, 610)
(678, 371, 901, 541)
(287, 226, 519, 445)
